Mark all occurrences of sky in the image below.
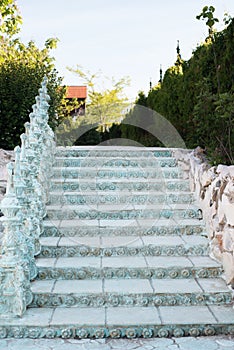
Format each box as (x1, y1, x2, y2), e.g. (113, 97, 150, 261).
(17, 0, 234, 101)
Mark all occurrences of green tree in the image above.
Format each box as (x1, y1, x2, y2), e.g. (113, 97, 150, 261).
(68, 66, 130, 131)
(196, 6, 220, 94)
(135, 91, 147, 107)
(56, 66, 130, 146)
(196, 6, 219, 35)
(120, 90, 163, 147)
(0, 1, 66, 149)
(195, 6, 234, 163)
(139, 8, 234, 164)
(0, 0, 22, 38)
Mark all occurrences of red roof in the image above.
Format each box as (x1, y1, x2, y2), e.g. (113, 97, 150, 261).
(66, 86, 87, 99)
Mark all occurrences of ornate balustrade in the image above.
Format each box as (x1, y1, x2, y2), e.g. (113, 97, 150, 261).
(0, 77, 54, 317)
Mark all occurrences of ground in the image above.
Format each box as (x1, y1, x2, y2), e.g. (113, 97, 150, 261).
(1, 336, 234, 350)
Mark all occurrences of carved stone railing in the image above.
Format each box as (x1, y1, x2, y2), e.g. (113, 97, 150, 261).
(0, 77, 55, 317)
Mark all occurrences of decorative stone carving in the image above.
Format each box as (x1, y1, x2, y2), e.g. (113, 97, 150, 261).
(56, 148, 172, 158)
(42, 222, 203, 237)
(0, 77, 54, 317)
(39, 242, 208, 258)
(0, 323, 233, 339)
(36, 265, 222, 281)
(0, 163, 31, 317)
(51, 179, 191, 192)
(46, 207, 201, 221)
(30, 290, 232, 308)
(0, 150, 14, 202)
(55, 157, 177, 168)
(48, 192, 194, 206)
(54, 167, 182, 180)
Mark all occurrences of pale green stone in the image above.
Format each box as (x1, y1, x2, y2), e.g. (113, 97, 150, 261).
(104, 279, 153, 293)
(51, 308, 105, 326)
(83, 344, 111, 350)
(140, 338, 174, 347)
(151, 278, 202, 293)
(106, 307, 161, 325)
(107, 339, 140, 349)
(216, 338, 234, 347)
(159, 306, 216, 324)
(175, 338, 219, 350)
(54, 280, 102, 294)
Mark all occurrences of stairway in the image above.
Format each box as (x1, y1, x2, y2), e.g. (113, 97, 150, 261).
(2, 146, 234, 339)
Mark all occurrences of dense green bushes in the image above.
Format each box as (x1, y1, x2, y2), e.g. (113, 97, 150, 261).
(0, 40, 66, 150)
(138, 17, 234, 165)
(0, 1, 66, 150)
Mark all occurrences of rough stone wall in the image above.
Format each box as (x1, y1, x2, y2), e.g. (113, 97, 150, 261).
(174, 147, 234, 287)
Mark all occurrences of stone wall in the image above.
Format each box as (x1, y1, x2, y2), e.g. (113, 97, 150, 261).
(174, 147, 234, 287)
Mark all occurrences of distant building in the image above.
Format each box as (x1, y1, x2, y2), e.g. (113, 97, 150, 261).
(66, 86, 87, 116)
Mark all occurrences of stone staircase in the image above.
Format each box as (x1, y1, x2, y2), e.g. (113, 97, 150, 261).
(2, 146, 234, 339)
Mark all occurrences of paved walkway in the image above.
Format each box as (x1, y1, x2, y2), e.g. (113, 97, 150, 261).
(0, 336, 234, 349)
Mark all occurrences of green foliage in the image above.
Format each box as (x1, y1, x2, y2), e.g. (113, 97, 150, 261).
(0, 2, 66, 149)
(56, 66, 131, 146)
(74, 128, 102, 145)
(192, 85, 234, 164)
(0, 0, 22, 37)
(119, 93, 164, 147)
(136, 91, 148, 107)
(196, 6, 219, 34)
(0, 39, 66, 149)
(68, 65, 130, 131)
(140, 11, 234, 165)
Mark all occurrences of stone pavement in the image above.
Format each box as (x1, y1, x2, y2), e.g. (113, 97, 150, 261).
(0, 336, 234, 349)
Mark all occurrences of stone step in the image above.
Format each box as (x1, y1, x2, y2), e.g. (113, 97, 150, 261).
(16, 145, 233, 340)
(36, 256, 223, 280)
(38, 235, 209, 258)
(52, 167, 183, 180)
(51, 178, 191, 192)
(55, 147, 173, 158)
(30, 278, 233, 308)
(42, 219, 205, 237)
(54, 157, 177, 168)
(45, 204, 203, 221)
(48, 192, 194, 206)
(1, 304, 234, 338)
